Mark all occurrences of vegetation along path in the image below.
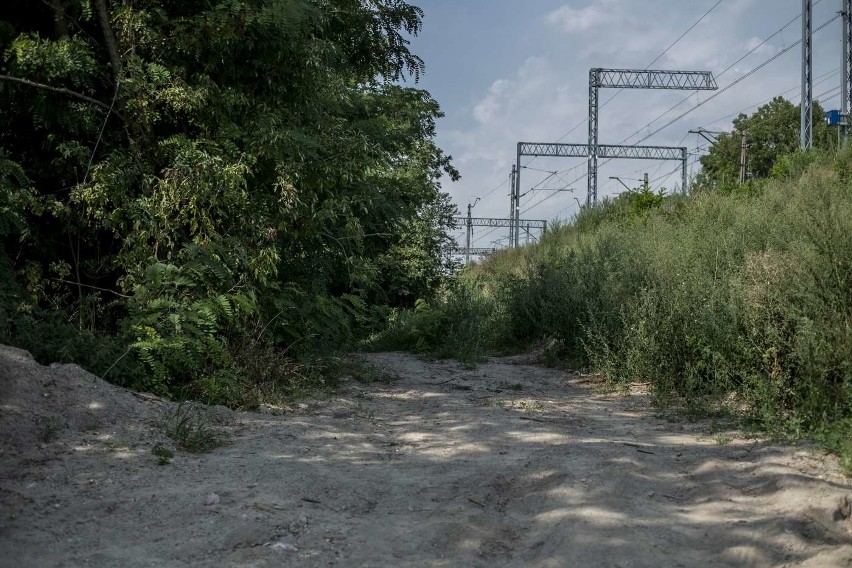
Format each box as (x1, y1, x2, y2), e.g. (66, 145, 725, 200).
(2, 346, 852, 567)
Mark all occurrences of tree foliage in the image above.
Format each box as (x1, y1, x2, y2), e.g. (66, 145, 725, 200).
(0, 0, 458, 403)
(697, 97, 833, 189)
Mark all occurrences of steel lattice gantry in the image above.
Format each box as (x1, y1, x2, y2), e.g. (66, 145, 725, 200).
(454, 216, 546, 260)
(451, 247, 496, 257)
(513, 142, 688, 242)
(588, 68, 717, 205)
(455, 217, 547, 229)
(591, 69, 718, 90)
(518, 142, 685, 162)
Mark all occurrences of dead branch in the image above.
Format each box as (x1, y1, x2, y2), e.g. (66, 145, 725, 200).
(0, 74, 125, 121)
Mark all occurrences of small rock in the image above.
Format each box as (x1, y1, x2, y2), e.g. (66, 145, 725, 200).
(205, 493, 220, 506)
(268, 541, 298, 552)
(835, 494, 852, 521)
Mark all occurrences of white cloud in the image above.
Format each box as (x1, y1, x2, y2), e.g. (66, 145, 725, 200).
(473, 79, 509, 124)
(438, 55, 589, 221)
(546, 0, 619, 33)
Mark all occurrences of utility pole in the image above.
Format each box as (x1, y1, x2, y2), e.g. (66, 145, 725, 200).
(739, 132, 748, 184)
(588, 69, 599, 207)
(801, 0, 813, 150)
(643, 173, 649, 192)
(464, 197, 480, 265)
(513, 144, 521, 248)
(513, 183, 520, 249)
(509, 166, 516, 246)
(842, 0, 852, 143)
(465, 203, 472, 265)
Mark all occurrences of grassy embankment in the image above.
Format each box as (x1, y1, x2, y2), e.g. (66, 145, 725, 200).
(371, 150, 852, 469)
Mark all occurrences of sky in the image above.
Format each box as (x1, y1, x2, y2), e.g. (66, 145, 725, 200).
(404, 0, 847, 249)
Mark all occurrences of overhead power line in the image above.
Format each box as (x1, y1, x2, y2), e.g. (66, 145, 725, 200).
(526, 0, 727, 165)
(701, 68, 840, 129)
(549, 2, 838, 212)
(520, 4, 830, 218)
(521, 10, 837, 218)
(618, 14, 841, 159)
(622, 0, 825, 147)
(477, 175, 511, 201)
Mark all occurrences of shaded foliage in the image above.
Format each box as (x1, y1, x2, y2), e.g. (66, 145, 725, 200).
(0, 0, 457, 404)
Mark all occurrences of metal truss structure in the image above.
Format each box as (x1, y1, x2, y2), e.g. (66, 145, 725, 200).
(512, 141, 687, 247)
(519, 142, 685, 162)
(801, 0, 813, 149)
(591, 69, 717, 90)
(454, 215, 547, 262)
(451, 247, 496, 258)
(455, 217, 547, 229)
(588, 68, 717, 205)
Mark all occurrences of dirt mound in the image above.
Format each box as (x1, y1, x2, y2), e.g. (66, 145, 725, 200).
(0, 345, 164, 457)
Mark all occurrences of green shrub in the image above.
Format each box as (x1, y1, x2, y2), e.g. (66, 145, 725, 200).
(368, 278, 499, 362)
(384, 152, 852, 464)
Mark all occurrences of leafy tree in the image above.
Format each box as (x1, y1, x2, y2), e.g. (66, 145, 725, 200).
(0, 0, 458, 401)
(697, 97, 833, 188)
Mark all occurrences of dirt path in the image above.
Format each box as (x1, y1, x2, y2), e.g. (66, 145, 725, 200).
(2, 347, 852, 567)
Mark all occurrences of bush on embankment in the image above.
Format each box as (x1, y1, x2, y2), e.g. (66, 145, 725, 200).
(375, 149, 852, 466)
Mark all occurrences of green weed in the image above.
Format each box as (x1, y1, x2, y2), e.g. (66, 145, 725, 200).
(163, 402, 224, 453)
(39, 416, 64, 443)
(151, 444, 174, 465)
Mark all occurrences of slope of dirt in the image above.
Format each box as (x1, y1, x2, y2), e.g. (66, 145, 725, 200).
(1, 346, 852, 567)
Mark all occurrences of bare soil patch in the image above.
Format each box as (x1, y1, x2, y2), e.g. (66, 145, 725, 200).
(2, 346, 852, 567)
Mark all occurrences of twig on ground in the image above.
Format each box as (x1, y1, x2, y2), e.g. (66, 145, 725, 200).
(620, 441, 656, 454)
(467, 497, 486, 507)
(519, 416, 548, 423)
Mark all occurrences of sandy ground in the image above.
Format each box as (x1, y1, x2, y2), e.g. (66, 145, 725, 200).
(2, 346, 852, 567)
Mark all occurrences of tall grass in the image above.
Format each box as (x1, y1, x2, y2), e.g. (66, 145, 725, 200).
(380, 149, 852, 456)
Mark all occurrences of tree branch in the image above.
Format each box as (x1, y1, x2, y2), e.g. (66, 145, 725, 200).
(49, 0, 69, 37)
(0, 74, 124, 121)
(93, 0, 122, 82)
